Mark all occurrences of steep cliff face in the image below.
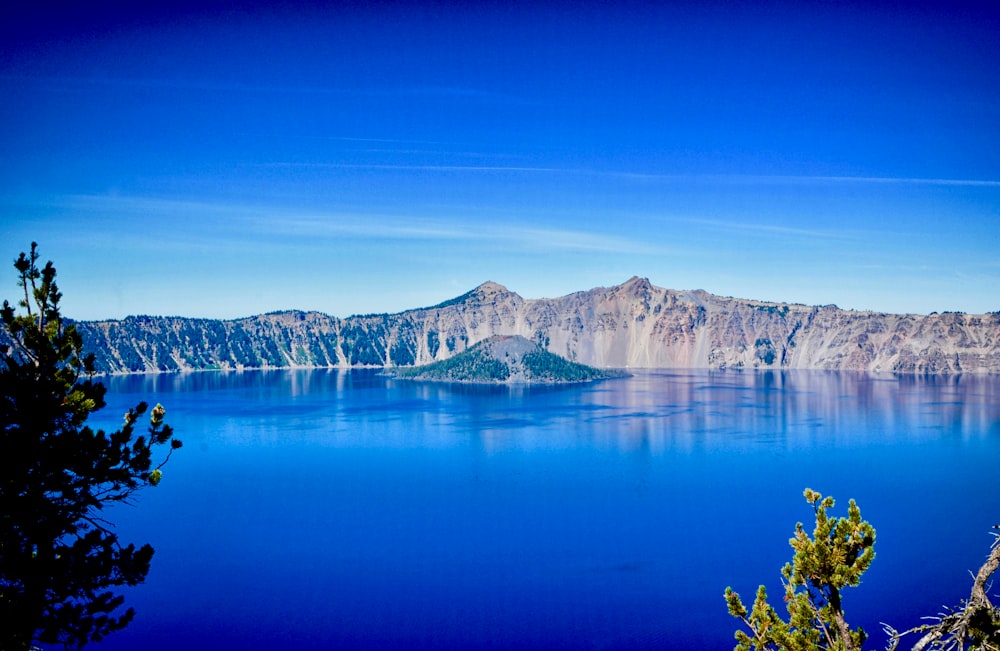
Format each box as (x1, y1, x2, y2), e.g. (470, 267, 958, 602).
(79, 311, 344, 373)
(70, 277, 1000, 374)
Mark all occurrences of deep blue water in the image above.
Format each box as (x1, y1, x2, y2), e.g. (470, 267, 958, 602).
(71, 369, 999, 650)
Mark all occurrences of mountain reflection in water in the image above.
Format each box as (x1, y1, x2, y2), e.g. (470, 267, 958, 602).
(88, 369, 999, 651)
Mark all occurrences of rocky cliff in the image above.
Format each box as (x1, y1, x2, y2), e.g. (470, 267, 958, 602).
(70, 277, 1000, 374)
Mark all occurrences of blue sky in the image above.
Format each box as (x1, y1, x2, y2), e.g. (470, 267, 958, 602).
(2, 1, 998, 320)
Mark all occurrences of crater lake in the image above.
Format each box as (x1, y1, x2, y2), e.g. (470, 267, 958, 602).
(81, 369, 1000, 650)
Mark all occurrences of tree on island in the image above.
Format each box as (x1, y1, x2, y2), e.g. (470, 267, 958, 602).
(725, 489, 1000, 651)
(0, 243, 182, 649)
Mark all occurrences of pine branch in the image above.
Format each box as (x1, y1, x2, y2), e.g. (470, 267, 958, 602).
(885, 533, 1000, 651)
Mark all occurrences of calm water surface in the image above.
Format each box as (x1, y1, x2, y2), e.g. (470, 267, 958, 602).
(78, 370, 999, 650)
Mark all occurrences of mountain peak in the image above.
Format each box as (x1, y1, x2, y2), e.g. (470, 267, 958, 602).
(422, 281, 515, 310)
(620, 276, 652, 292)
(474, 281, 511, 295)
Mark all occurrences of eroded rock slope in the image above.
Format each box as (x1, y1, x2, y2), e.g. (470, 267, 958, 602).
(71, 277, 1000, 374)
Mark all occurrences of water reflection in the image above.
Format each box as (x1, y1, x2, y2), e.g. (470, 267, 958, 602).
(104, 368, 1000, 455)
(93, 367, 1000, 651)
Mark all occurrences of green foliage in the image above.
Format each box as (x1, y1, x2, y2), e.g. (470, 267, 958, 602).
(725, 488, 876, 651)
(754, 338, 777, 365)
(0, 243, 182, 650)
(426, 330, 440, 359)
(388, 320, 418, 367)
(422, 288, 477, 310)
(395, 336, 621, 384)
(445, 333, 465, 354)
(339, 322, 387, 366)
(395, 346, 511, 382)
(756, 304, 791, 318)
(521, 350, 612, 382)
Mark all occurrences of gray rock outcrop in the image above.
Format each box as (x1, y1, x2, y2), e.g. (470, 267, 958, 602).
(66, 277, 1000, 374)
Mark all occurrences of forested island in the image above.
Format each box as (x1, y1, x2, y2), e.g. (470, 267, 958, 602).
(392, 335, 625, 384)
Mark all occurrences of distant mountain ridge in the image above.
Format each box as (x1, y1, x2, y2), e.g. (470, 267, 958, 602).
(63, 277, 1000, 374)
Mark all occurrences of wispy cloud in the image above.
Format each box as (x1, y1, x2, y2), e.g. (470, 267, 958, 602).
(682, 217, 866, 242)
(263, 162, 565, 173)
(250, 213, 667, 256)
(60, 193, 259, 215)
(770, 175, 1000, 188)
(252, 162, 1000, 188)
(255, 215, 470, 241)
(50, 193, 668, 257)
(606, 171, 1000, 187)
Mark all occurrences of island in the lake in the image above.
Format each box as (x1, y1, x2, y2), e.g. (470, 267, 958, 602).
(391, 335, 625, 384)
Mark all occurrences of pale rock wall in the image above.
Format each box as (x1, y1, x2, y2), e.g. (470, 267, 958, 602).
(68, 276, 1000, 374)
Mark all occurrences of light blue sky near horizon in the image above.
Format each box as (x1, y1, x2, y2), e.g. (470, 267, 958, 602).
(2, 1, 998, 320)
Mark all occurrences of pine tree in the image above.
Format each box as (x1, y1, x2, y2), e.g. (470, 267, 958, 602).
(0, 243, 182, 649)
(725, 488, 876, 651)
(725, 490, 1000, 651)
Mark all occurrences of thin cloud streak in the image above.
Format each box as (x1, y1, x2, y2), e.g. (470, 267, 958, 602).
(256, 162, 1000, 187)
(251, 214, 668, 256)
(583, 171, 1000, 187)
(785, 175, 1000, 188)
(263, 162, 566, 173)
(60, 193, 264, 216)
(683, 217, 867, 242)
(50, 194, 667, 257)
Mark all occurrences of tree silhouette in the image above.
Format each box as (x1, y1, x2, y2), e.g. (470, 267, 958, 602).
(0, 243, 182, 649)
